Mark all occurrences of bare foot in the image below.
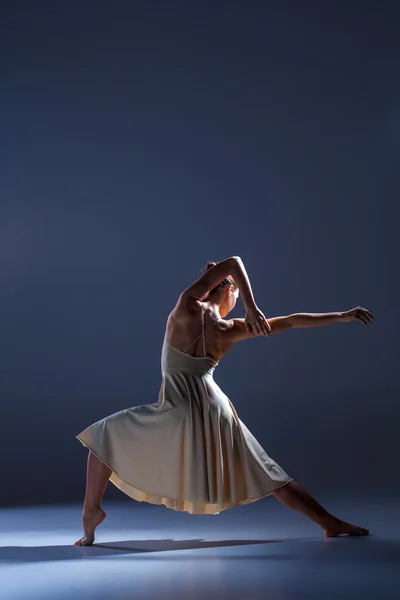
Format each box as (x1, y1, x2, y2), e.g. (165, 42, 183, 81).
(325, 519, 370, 538)
(74, 506, 106, 546)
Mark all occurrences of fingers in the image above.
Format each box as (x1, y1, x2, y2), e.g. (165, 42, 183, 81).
(357, 306, 375, 320)
(261, 314, 271, 336)
(245, 320, 258, 335)
(355, 310, 367, 325)
(257, 317, 265, 335)
(261, 320, 271, 336)
(363, 308, 375, 322)
(355, 307, 375, 325)
(257, 315, 270, 336)
(253, 321, 263, 336)
(245, 318, 267, 336)
(245, 310, 272, 336)
(357, 313, 368, 325)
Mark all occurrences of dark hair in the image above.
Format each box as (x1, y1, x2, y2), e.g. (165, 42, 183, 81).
(202, 261, 237, 296)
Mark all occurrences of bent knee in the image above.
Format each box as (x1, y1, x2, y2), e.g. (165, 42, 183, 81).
(273, 480, 294, 495)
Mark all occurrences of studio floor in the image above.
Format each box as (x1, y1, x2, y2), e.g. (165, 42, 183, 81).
(1, 495, 399, 600)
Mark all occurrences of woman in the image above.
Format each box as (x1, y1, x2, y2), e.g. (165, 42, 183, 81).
(75, 256, 374, 546)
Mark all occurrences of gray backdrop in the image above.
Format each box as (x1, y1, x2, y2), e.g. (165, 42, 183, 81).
(2, 1, 398, 507)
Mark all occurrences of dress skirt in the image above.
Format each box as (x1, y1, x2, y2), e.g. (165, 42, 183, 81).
(76, 339, 293, 515)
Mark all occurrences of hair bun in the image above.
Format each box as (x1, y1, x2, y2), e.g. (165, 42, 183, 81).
(204, 261, 217, 272)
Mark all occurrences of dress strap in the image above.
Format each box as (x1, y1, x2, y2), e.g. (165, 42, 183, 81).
(183, 306, 215, 356)
(202, 305, 206, 357)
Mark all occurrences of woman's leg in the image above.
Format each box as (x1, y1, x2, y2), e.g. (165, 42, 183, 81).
(273, 480, 369, 536)
(75, 450, 112, 546)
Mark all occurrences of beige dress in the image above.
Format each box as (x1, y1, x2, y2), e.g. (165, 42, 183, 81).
(76, 308, 293, 515)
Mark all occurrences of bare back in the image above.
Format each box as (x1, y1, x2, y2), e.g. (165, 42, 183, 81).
(165, 298, 234, 362)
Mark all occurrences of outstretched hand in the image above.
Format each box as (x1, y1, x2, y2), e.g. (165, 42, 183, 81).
(342, 306, 375, 325)
(244, 306, 271, 336)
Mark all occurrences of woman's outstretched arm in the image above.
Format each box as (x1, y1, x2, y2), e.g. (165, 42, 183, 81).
(290, 306, 374, 328)
(226, 306, 374, 343)
(290, 311, 344, 328)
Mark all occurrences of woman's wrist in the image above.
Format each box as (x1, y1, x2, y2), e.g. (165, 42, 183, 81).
(244, 302, 258, 312)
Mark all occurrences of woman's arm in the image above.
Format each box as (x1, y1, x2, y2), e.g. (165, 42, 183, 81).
(225, 315, 293, 343)
(181, 256, 257, 309)
(290, 306, 374, 328)
(179, 256, 270, 336)
(225, 306, 374, 344)
(289, 311, 344, 328)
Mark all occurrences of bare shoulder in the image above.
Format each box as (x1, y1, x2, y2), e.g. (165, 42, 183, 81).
(169, 291, 202, 322)
(165, 293, 203, 346)
(220, 315, 293, 344)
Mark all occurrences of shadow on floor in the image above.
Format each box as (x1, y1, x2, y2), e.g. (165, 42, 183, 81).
(1, 536, 396, 565)
(0, 537, 292, 563)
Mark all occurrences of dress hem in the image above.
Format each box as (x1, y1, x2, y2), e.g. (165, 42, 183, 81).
(76, 435, 294, 515)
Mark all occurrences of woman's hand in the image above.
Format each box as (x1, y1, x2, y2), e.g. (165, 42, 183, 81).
(244, 306, 272, 336)
(341, 306, 375, 325)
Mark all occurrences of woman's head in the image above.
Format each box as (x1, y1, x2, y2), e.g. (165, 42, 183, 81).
(202, 261, 239, 316)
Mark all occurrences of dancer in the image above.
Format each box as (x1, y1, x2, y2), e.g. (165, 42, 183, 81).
(75, 256, 374, 546)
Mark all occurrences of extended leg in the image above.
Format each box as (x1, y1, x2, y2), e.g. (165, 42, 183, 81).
(273, 480, 369, 537)
(74, 450, 112, 546)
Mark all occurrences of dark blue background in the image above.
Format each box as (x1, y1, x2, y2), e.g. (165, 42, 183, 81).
(2, 1, 398, 506)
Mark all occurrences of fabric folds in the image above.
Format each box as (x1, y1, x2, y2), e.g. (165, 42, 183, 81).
(76, 339, 293, 515)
